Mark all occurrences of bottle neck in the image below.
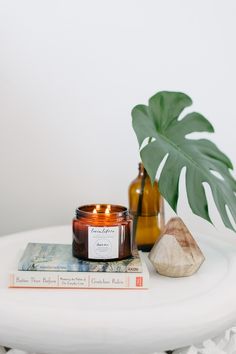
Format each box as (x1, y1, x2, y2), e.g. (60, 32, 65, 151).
(138, 163, 148, 178)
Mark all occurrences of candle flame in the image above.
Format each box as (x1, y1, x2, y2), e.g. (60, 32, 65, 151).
(105, 206, 110, 214)
(93, 204, 111, 214)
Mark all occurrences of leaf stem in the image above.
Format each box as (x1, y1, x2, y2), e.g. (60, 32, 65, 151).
(133, 167, 147, 246)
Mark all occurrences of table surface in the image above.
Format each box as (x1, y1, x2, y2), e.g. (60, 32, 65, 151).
(0, 225, 236, 354)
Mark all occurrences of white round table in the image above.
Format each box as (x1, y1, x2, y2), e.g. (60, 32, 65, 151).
(0, 225, 236, 354)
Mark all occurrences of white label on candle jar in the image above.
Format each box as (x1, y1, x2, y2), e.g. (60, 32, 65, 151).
(88, 226, 119, 259)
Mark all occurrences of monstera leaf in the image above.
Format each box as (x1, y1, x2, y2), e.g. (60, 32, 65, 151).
(132, 91, 236, 231)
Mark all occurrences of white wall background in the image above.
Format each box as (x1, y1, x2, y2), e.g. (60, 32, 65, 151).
(0, 0, 236, 236)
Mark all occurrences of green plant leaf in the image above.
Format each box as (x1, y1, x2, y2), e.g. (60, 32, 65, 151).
(132, 91, 236, 231)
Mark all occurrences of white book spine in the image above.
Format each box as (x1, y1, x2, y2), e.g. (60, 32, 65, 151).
(9, 270, 149, 289)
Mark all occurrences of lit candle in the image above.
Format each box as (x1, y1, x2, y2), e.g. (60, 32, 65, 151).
(73, 204, 132, 261)
(105, 205, 110, 215)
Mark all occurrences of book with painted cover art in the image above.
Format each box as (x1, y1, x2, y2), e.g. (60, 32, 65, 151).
(9, 252, 149, 289)
(18, 243, 142, 273)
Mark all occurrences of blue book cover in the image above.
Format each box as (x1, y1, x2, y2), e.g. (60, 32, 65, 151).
(18, 243, 142, 273)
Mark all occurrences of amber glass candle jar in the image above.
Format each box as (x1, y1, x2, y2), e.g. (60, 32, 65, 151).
(73, 204, 133, 261)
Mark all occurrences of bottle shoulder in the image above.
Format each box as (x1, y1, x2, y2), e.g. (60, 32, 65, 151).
(129, 177, 159, 195)
(128, 177, 141, 190)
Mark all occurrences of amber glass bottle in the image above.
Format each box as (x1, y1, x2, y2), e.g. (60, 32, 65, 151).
(128, 163, 164, 251)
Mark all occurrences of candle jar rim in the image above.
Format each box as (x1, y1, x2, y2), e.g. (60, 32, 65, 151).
(76, 204, 129, 218)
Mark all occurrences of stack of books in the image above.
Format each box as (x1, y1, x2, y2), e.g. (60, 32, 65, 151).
(9, 243, 149, 289)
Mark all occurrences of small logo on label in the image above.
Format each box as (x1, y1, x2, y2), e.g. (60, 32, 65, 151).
(95, 239, 112, 256)
(136, 276, 143, 287)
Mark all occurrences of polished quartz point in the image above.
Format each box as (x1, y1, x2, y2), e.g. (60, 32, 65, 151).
(149, 217, 205, 277)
